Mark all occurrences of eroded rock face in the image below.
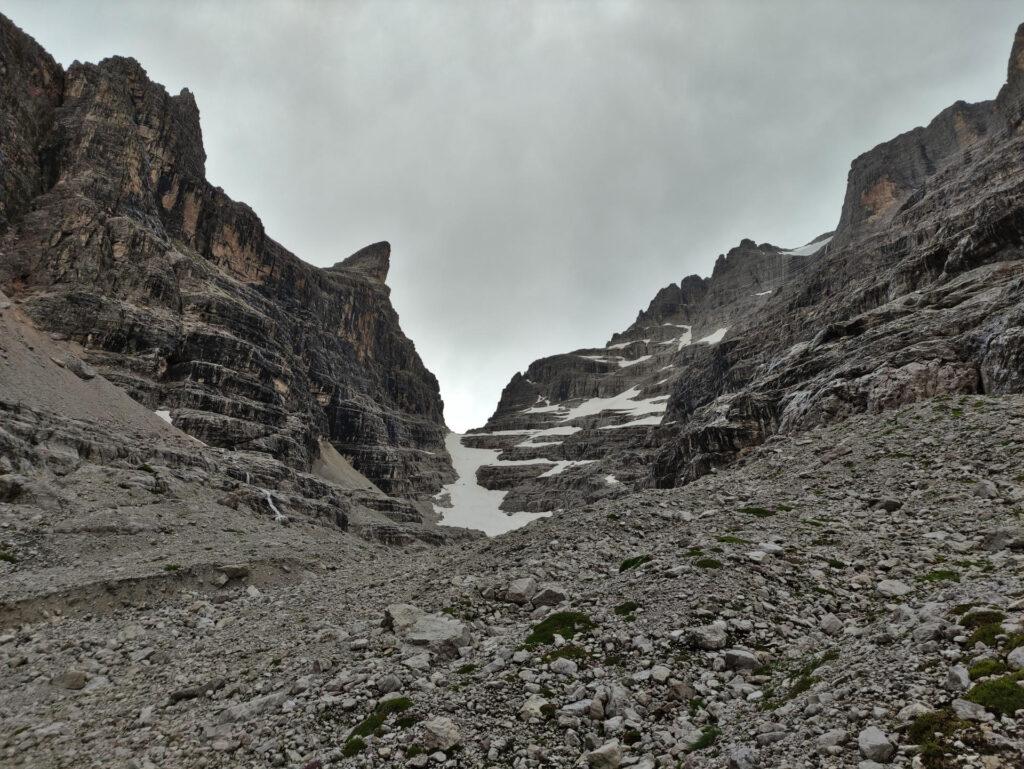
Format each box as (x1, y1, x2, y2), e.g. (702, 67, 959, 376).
(461, 237, 825, 513)
(476, 22, 1024, 501)
(0, 15, 451, 498)
(650, 24, 1024, 488)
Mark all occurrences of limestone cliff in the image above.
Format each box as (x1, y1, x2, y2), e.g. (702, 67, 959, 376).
(473, 22, 1024, 510)
(0, 15, 452, 498)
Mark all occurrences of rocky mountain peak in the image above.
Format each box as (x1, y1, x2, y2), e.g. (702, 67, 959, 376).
(995, 21, 1024, 124)
(0, 12, 452, 502)
(333, 240, 392, 283)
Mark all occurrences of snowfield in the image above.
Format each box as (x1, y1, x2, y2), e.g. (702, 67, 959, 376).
(434, 433, 550, 535)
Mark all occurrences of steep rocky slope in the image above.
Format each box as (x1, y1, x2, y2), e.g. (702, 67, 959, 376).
(5, 396, 1023, 768)
(0, 285, 478, 615)
(457, 236, 830, 516)
(458, 22, 1024, 517)
(0, 14, 451, 499)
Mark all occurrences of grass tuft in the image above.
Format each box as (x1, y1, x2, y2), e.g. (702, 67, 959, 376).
(965, 671, 1024, 716)
(968, 658, 1007, 679)
(619, 554, 652, 572)
(524, 611, 595, 648)
(687, 726, 720, 752)
(739, 506, 776, 518)
(694, 558, 723, 569)
(614, 601, 641, 617)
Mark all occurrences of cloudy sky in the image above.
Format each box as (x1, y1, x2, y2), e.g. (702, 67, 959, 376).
(7, 1, 1021, 431)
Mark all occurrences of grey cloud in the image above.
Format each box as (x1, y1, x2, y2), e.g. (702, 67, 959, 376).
(6, 0, 1020, 430)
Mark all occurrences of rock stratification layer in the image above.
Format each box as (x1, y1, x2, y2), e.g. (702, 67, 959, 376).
(470, 22, 1024, 511)
(465, 237, 827, 514)
(0, 15, 450, 498)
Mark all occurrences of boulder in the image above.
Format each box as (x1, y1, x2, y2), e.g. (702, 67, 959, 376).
(691, 622, 728, 650)
(383, 603, 425, 634)
(421, 716, 461, 751)
(532, 583, 567, 606)
(857, 726, 895, 762)
(585, 740, 621, 769)
(404, 615, 471, 659)
(506, 577, 538, 604)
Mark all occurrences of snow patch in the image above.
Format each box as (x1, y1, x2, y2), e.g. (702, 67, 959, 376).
(155, 409, 173, 425)
(696, 327, 728, 345)
(538, 459, 596, 478)
(434, 433, 550, 536)
(786, 235, 832, 256)
(619, 355, 651, 368)
(604, 474, 620, 485)
(607, 339, 649, 349)
(558, 386, 667, 422)
(600, 414, 664, 429)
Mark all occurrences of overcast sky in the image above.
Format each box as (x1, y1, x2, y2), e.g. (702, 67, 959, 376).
(7, 1, 1021, 431)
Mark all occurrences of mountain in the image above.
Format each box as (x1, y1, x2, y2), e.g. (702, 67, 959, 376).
(4, 13, 1024, 769)
(464, 24, 1024, 516)
(0, 15, 451, 501)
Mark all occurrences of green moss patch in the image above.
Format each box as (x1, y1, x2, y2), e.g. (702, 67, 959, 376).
(524, 611, 595, 648)
(348, 697, 414, 741)
(968, 658, 1007, 679)
(687, 726, 720, 752)
(541, 645, 589, 663)
(717, 535, 749, 544)
(619, 554, 652, 572)
(961, 610, 1005, 628)
(342, 736, 366, 757)
(614, 601, 641, 617)
(739, 506, 776, 518)
(694, 558, 723, 569)
(965, 671, 1024, 716)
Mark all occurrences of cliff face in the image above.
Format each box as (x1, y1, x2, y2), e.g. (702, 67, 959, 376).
(457, 237, 825, 513)
(473, 22, 1024, 509)
(0, 15, 451, 498)
(652, 22, 1024, 487)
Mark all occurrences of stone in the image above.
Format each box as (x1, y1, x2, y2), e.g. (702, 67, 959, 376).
(585, 740, 621, 769)
(63, 356, 97, 380)
(421, 717, 461, 751)
(973, 479, 999, 498)
(549, 657, 578, 676)
(532, 583, 568, 606)
(376, 674, 402, 693)
(692, 622, 728, 650)
(820, 613, 843, 636)
(219, 563, 250, 579)
(519, 694, 550, 720)
(506, 577, 538, 604)
(404, 615, 471, 659)
(53, 670, 87, 690)
(724, 648, 760, 671)
(217, 692, 287, 724)
(817, 729, 847, 748)
(876, 580, 912, 598)
(384, 604, 425, 634)
(951, 698, 993, 722)
(726, 745, 759, 769)
(1006, 646, 1024, 670)
(946, 665, 970, 690)
(857, 726, 896, 762)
